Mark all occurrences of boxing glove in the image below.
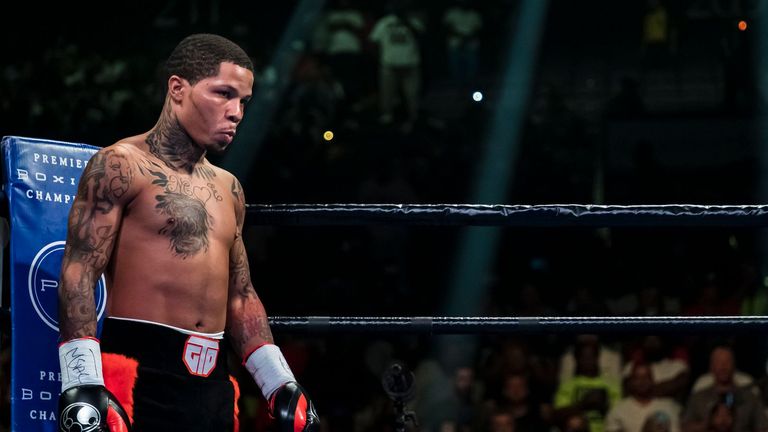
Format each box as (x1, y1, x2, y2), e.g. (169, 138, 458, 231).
(244, 344, 320, 431)
(59, 385, 131, 432)
(269, 381, 320, 432)
(58, 337, 132, 432)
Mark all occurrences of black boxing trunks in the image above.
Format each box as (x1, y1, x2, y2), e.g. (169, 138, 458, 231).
(100, 317, 239, 432)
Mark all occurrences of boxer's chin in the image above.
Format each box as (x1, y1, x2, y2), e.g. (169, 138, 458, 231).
(208, 138, 231, 154)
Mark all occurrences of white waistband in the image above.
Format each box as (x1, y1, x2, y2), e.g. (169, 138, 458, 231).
(108, 316, 224, 340)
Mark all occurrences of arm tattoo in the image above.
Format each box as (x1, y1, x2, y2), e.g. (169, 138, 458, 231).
(228, 177, 274, 354)
(230, 287, 274, 350)
(228, 286, 275, 355)
(60, 149, 132, 339)
(231, 177, 246, 228)
(229, 178, 248, 288)
(59, 286, 98, 339)
(229, 237, 249, 293)
(68, 150, 130, 264)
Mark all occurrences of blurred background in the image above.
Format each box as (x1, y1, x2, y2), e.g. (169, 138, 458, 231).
(5, 0, 768, 431)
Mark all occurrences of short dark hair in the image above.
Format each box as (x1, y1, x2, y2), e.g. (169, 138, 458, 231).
(165, 33, 253, 85)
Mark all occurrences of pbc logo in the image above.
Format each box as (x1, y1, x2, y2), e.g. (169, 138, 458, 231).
(28, 241, 107, 332)
(183, 335, 220, 377)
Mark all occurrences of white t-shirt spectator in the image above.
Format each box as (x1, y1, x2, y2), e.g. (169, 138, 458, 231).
(323, 9, 365, 55)
(369, 14, 424, 67)
(443, 7, 483, 48)
(605, 397, 681, 432)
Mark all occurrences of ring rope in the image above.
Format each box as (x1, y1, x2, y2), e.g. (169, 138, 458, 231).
(268, 316, 768, 334)
(252, 204, 768, 334)
(246, 204, 768, 227)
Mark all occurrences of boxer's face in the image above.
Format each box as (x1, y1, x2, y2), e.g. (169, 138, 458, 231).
(176, 62, 254, 153)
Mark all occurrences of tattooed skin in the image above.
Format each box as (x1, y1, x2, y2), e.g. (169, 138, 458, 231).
(156, 193, 210, 257)
(145, 100, 209, 177)
(194, 165, 217, 181)
(147, 166, 224, 258)
(60, 149, 132, 339)
(228, 178, 247, 287)
(69, 151, 131, 265)
(227, 177, 274, 352)
(230, 308, 274, 354)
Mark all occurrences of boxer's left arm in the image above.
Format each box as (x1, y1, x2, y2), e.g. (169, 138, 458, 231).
(226, 177, 319, 431)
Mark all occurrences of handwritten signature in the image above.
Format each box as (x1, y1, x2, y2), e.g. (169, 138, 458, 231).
(63, 347, 92, 382)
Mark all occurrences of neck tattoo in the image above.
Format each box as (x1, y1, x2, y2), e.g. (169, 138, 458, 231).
(145, 101, 206, 175)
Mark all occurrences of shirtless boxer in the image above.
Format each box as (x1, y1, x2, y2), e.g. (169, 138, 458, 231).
(56, 33, 319, 431)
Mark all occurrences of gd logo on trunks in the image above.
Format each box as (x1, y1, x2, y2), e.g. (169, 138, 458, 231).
(59, 402, 101, 432)
(183, 335, 220, 377)
(28, 241, 107, 332)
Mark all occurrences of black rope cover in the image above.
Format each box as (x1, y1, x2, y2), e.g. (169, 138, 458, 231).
(269, 316, 768, 335)
(246, 204, 768, 227)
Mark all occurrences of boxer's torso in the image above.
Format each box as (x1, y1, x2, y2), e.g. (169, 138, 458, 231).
(103, 134, 240, 333)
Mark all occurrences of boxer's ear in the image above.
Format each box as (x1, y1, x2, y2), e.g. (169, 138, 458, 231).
(168, 75, 186, 102)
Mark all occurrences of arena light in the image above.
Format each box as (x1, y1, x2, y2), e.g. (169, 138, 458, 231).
(445, 0, 549, 317)
(220, 0, 328, 181)
(438, 0, 550, 364)
(739, 20, 748, 31)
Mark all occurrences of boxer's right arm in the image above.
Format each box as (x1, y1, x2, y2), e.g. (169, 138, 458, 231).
(59, 145, 134, 339)
(58, 145, 135, 431)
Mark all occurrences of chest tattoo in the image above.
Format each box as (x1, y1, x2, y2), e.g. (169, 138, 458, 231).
(147, 168, 224, 258)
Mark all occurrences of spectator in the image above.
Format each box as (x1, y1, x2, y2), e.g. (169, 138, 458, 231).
(563, 413, 592, 432)
(690, 346, 754, 394)
(428, 365, 483, 432)
(554, 337, 622, 432)
(641, 0, 673, 69)
(560, 334, 623, 386)
(442, 0, 483, 87)
(482, 372, 549, 432)
(488, 410, 516, 432)
(682, 346, 768, 432)
(605, 363, 682, 432)
(623, 335, 690, 401)
(315, 0, 367, 108)
(369, 0, 425, 132)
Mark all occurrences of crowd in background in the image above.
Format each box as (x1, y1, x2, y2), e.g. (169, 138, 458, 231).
(4, 0, 768, 430)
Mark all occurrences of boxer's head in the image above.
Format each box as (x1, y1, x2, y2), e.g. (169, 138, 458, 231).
(164, 34, 254, 152)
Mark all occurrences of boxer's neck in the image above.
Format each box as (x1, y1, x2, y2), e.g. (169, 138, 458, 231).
(146, 100, 205, 174)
